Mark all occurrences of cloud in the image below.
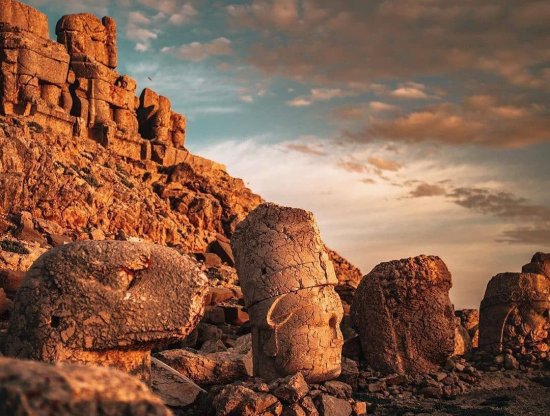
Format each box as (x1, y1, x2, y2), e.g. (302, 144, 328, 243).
(286, 97, 312, 107)
(408, 183, 447, 197)
(227, 0, 550, 92)
(367, 157, 401, 172)
(287, 88, 354, 107)
(126, 11, 158, 51)
(390, 83, 429, 99)
(137, 0, 198, 24)
(285, 143, 326, 156)
(162, 37, 234, 61)
(348, 96, 550, 148)
(406, 182, 550, 244)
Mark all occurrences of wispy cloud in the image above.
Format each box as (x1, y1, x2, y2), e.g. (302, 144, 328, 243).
(162, 37, 233, 61)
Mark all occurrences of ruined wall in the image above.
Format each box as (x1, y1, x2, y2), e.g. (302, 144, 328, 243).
(0, 0, 189, 167)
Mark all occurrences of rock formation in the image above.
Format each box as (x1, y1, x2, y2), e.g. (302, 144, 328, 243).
(0, 356, 171, 416)
(479, 270, 549, 359)
(0, 0, 190, 166)
(351, 255, 456, 375)
(232, 203, 344, 383)
(522, 252, 550, 277)
(5, 241, 208, 383)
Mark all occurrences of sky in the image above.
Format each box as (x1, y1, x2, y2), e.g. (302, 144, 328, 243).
(29, 0, 550, 308)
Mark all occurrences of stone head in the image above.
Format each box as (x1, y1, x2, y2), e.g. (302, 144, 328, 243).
(249, 285, 343, 382)
(6, 241, 208, 380)
(479, 272, 550, 353)
(232, 203, 343, 382)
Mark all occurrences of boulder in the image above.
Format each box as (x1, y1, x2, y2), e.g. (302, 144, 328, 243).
(351, 255, 455, 375)
(0, 356, 171, 416)
(213, 385, 282, 416)
(151, 357, 204, 408)
(5, 241, 208, 383)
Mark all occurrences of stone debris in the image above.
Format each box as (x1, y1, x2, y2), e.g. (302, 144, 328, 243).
(232, 203, 344, 383)
(5, 241, 209, 383)
(209, 375, 367, 416)
(151, 357, 205, 408)
(351, 255, 456, 375)
(0, 356, 172, 416)
(155, 334, 253, 386)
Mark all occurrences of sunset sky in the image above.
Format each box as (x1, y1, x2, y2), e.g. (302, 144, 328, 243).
(30, 0, 549, 308)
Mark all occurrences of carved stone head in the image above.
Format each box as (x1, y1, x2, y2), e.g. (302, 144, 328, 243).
(5, 241, 208, 383)
(479, 272, 550, 355)
(232, 203, 343, 382)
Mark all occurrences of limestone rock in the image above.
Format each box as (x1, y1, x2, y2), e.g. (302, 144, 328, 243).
(351, 255, 456, 375)
(5, 241, 208, 383)
(213, 385, 282, 416)
(151, 357, 204, 408)
(0, 0, 49, 38)
(155, 334, 253, 386)
(0, 356, 171, 416)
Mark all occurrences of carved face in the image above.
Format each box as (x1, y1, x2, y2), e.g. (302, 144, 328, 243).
(250, 285, 343, 382)
(515, 301, 550, 345)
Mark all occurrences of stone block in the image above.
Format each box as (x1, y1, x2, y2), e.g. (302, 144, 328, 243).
(0, 0, 49, 39)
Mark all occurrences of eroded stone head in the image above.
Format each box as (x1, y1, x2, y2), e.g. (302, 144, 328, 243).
(5, 241, 208, 382)
(232, 203, 343, 382)
(350, 255, 456, 375)
(479, 271, 550, 356)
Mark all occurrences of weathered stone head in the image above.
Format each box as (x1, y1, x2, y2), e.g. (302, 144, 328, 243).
(479, 271, 549, 356)
(350, 255, 456, 375)
(522, 252, 550, 278)
(56, 13, 117, 68)
(5, 241, 209, 383)
(232, 203, 343, 383)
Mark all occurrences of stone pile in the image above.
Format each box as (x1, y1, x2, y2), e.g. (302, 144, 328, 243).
(232, 203, 344, 383)
(210, 372, 367, 416)
(351, 356, 481, 402)
(0, 0, 190, 166)
(351, 255, 456, 375)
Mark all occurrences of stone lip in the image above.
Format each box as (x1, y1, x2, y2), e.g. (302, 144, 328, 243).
(232, 202, 338, 308)
(5, 241, 209, 358)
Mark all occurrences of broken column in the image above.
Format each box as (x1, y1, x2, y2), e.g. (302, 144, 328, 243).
(350, 255, 456, 375)
(479, 270, 549, 359)
(231, 202, 344, 383)
(5, 241, 209, 384)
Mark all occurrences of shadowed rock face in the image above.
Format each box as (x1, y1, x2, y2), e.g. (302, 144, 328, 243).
(5, 241, 208, 382)
(351, 255, 455, 375)
(522, 252, 550, 278)
(0, 357, 171, 416)
(479, 272, 549, 357)
(232, 203, 343, 383)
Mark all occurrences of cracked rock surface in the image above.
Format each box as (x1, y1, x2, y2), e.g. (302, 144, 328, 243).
(351, 255, 455, 375)
(232, 203, 343, 383)
(5, 240, 208, 382)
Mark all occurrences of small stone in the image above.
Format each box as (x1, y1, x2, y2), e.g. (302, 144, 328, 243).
(316, 394, 352, 416)
(272, 372, 309, 403)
